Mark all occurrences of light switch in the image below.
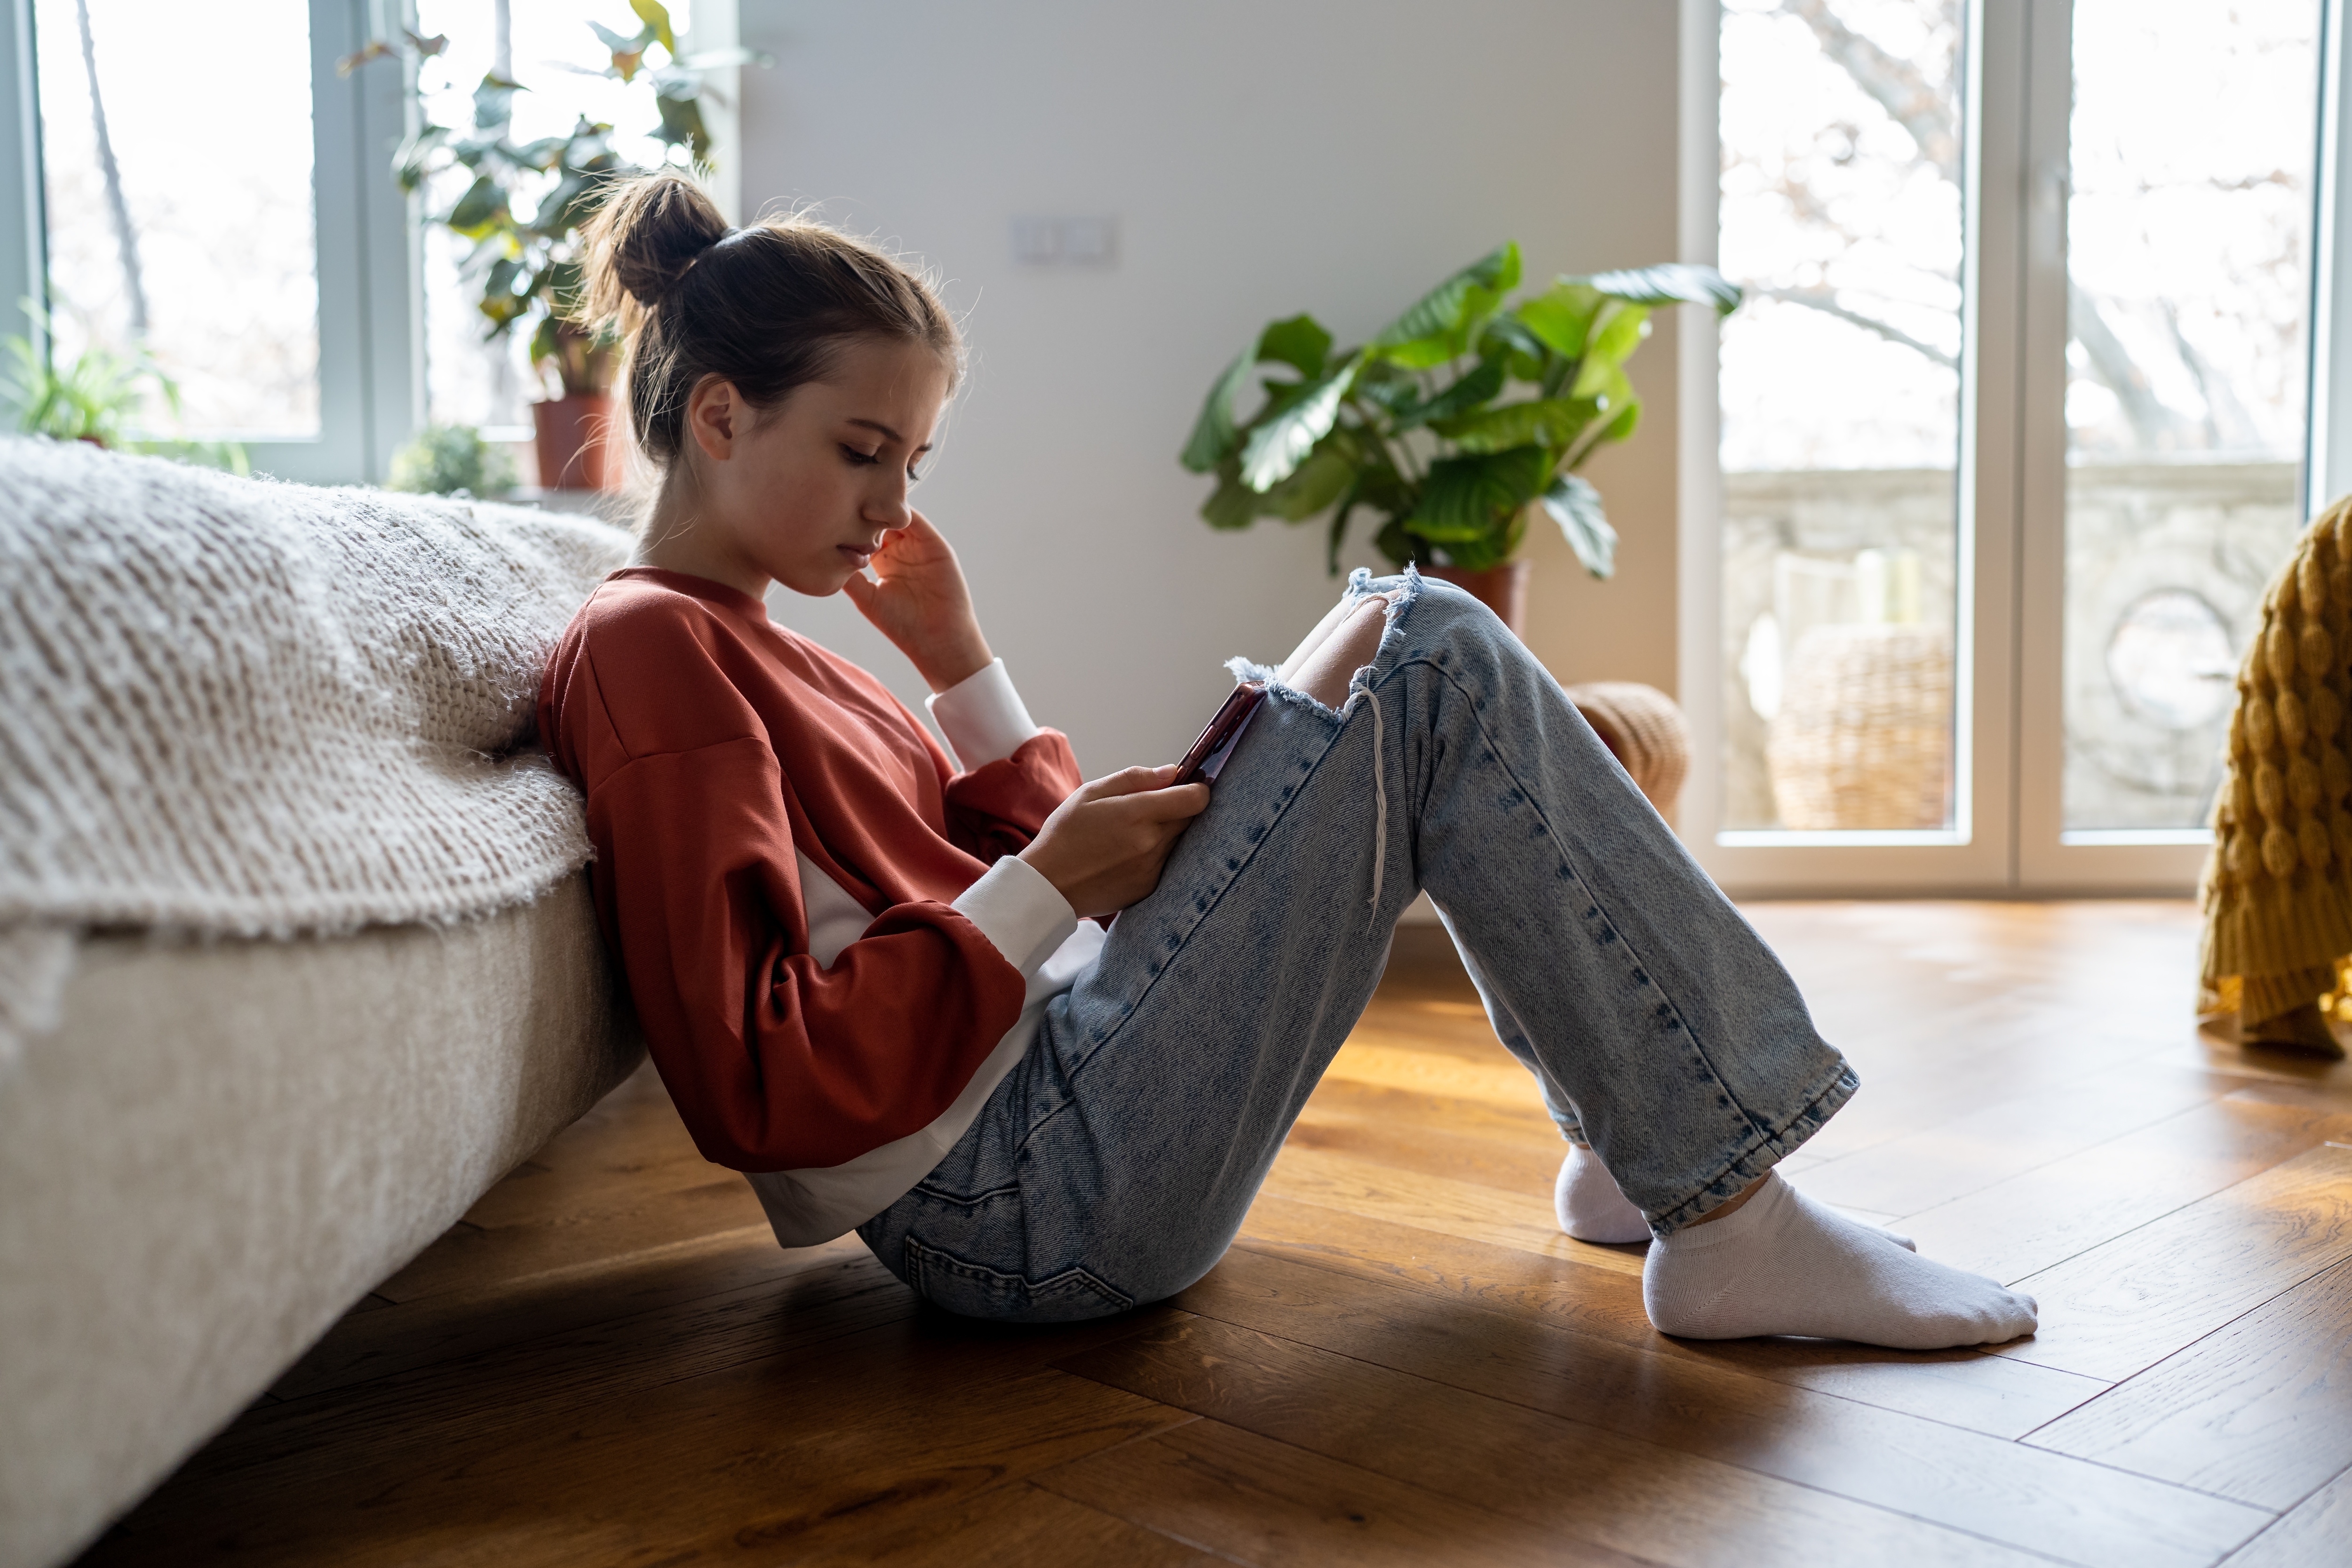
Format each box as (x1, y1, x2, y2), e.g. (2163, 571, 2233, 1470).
(1057, 215, 1114, 264)
(1010, 215, 1118, 267)
(1010, 215, 1062, 264)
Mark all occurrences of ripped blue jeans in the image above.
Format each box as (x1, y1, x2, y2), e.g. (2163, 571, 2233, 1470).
(858, 571, 1857, 1321)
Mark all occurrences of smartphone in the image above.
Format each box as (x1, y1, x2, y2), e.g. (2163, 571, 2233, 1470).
(1173, 682, 1267, 787)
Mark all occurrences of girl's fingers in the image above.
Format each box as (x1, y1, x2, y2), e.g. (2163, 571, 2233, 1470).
(1082, 764, 1178, 800)
(1136, 782, 1212, 820)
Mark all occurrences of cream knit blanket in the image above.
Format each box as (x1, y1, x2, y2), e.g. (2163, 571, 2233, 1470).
(0, 438, 634, 1065)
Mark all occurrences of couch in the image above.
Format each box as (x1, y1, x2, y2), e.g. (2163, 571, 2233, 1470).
(0, 442, 644, 1568)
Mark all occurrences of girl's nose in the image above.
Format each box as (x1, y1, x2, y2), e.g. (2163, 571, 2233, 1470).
(864, 477, 914, 530)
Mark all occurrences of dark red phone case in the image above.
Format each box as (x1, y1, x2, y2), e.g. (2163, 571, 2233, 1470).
(1173, 682, 1267, 786)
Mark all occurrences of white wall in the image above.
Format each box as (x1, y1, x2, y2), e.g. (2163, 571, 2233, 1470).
(735, 0, 1685, 774)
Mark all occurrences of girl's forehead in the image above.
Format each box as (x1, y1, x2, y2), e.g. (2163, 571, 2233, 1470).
(803, 341, 953, 428)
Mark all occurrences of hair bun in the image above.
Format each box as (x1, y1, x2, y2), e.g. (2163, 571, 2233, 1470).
(580, 171, 730, 326)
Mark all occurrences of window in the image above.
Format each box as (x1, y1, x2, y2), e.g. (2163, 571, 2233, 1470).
(35, 0, 323, 437)
(2058, 0, 2318, 836)
(1716, 0, 1967, 841)
(1684, 0, 2338, 892)
(409, 0, 719, 441)
(0, 0, 417, 483)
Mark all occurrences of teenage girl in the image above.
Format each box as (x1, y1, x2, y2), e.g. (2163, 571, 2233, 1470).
(538, 171, 2037, 1349)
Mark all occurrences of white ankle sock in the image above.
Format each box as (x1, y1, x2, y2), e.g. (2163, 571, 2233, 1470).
(1642, 1171, 2037, 1349)
(1859, 1217, 1916, 1251)
(1555, 1144, 1653, 1243)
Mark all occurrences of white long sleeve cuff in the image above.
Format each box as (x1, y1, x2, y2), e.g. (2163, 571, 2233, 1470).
(927, 657, 1041, 770)
(951, 852, 1078, 979)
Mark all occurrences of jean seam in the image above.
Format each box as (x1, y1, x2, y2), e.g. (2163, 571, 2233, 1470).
(1651, 1063, 1860, 1234)
(1398, 649, 1781, 1153)
(903, 1234, 1137, 1312)
(909, 1179, 1022, 1208)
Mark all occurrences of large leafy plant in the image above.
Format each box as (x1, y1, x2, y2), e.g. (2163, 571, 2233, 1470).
(1182, 245, 1739, 576)
(363, 2, 764, 398)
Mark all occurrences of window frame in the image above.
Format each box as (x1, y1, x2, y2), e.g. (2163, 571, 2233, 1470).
(0, 0, 421, 484)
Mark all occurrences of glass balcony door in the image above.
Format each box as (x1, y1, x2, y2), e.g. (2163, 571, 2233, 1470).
(2016, 0, 2322, 888)
(1687, 0, 2334, 895)
(1690, 0, 2019, 894)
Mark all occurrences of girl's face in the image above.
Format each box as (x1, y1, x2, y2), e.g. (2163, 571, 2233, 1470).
(667, 335, 953, 599)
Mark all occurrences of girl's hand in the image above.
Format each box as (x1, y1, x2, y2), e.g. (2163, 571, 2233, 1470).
(1021, 765, 1212, 918)
(840, 510, 994, 692)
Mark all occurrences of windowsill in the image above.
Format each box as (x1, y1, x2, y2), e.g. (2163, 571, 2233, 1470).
(2058, 828, 2213, 848)
(1715, 829, 1970, 849)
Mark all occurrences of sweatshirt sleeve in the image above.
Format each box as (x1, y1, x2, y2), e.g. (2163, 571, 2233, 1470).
(586, 733, 1033, 1172)
(941, 728, 1084, 864)
(927, 658, 1039, 769)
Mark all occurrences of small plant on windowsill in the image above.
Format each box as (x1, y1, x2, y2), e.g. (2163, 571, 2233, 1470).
(388, 423, 518, 499)
(1181, 244, 1740, 632)
(3, 302, 247, 474)
(345, 2, 766, 491)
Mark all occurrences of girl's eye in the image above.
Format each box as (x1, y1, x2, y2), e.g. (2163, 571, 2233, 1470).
(840, 444, 880, 466)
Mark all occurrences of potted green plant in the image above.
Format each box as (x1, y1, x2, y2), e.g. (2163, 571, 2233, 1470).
(387, 423, 519, 498)
(1181, 243, 1739, 631)
(358, 4, 764, 490)
(4, 303, 247, 472)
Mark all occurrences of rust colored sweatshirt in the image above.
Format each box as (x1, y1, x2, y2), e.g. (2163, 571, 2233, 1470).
(538, 568, 1093, 1239)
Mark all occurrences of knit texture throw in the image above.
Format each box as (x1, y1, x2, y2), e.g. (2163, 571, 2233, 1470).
(2200, 493, 2352, 1026)
(0, 438, 633, 1064)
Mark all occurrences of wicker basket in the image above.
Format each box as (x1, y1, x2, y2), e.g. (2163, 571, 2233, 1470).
(1766, 623, 1953, 829)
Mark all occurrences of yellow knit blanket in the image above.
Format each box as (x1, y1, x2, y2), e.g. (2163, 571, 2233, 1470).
(2199, 494, 2352, 1026)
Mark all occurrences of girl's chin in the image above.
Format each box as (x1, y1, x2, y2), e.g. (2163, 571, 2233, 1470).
(773, 559, 865, 599)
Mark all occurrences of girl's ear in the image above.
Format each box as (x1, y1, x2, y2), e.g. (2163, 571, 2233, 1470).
(685, 376, 740, 462)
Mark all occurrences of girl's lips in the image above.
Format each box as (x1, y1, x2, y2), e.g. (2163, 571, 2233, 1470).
(838, 545, 873, 566)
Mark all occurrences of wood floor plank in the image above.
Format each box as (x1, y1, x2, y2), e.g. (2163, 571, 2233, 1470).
(1899, 1098, 2352, 1285)
(1233, 1193, 2107, 1440)
(1792, 1024, 2203, 1163)
(1319, 1034, 1550, 1106)
(1285, 1095, 1566, 1199)
(1037, 1417, 1658, 1568)
(91, 1359, 1191, 1568)
(2025, 1255, 2352, 1510)
(270, 1227, 860, 1401)
(101, 1297, 1198, 1565)
(1257, 1144, 1645, 1278)
(1172, 1246, 2266, 1568)
(2217, 1465, 2352, 1567)
(137, 1250, 930, 1505)
(791, 1479, 1220, 1567)
(1279, 1114, 1571, 1203)
(1295, 1063, 1564, 1141)
(2002, 1142, 2352, 1382)
(369, 1170, 771, 1303)
(2217, 1079, 2352, 1119)
(1052, 1314, 2076, 1568)
(452, 1114, 723, 1231)
(1790, 1067, 2228, 1219)
(2156, 1032, 2352, 1094)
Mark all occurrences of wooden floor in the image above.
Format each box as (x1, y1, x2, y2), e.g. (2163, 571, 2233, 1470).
(80, 900, 2352, 1568)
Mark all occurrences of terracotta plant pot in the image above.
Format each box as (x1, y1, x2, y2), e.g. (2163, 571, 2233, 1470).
(531, 393, 623, 491)
(1423, 558, 1532, 637)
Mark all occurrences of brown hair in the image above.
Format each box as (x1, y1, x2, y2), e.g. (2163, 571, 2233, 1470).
(577, 171, 960, 471)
